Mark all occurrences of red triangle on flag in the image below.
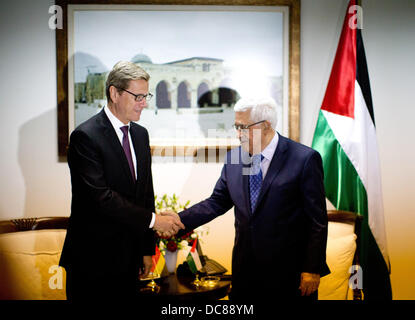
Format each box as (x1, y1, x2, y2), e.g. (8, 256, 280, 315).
(321, 0, 357, 119)
(190, 238, 197, 253)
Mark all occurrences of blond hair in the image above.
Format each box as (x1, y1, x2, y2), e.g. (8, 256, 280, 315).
(105, 61, 150, 102)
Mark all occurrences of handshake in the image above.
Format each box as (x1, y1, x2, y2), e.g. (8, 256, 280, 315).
(153, 211, 185, 237)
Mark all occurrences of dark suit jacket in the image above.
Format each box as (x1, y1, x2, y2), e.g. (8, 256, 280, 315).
(179, 134, 330, 296)
(59, 109, 155, 279)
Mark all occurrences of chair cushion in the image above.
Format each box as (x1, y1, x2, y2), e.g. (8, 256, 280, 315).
(318, 233, 357, 300)
(327, 221, 355, 239)
(0, 230, 67, 300)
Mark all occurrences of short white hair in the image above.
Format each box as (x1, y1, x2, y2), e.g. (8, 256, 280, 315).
(233, 97, 278, 129)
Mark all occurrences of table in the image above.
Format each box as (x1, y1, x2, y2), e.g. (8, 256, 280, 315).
(137, 274, 231, 301)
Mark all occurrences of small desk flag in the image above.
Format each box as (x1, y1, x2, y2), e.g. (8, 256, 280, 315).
(186, 239, 202, 274)
(151, 245, 166, 276)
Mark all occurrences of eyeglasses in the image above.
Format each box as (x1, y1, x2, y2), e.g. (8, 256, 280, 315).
(120, 88, 153, 102)
(232, 120, 266, 131)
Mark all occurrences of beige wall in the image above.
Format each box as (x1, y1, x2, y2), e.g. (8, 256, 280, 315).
(0, 0, 414, 299)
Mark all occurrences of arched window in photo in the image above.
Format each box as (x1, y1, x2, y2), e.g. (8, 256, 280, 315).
(197, 82, 211, 108)
(156, 80, 171, 109)
(177, 81, 191, 108)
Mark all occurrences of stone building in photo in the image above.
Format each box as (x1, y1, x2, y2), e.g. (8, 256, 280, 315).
(75, 53, 282, 110)
(74, 53, 282, 137)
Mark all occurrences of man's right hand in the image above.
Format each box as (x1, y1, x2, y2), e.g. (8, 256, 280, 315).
(153, 211, 185, 237)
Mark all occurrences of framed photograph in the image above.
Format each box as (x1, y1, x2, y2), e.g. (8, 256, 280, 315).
(56, 0, 300, 158)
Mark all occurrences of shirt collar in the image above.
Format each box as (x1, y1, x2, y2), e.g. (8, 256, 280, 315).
(104, 105, 130, 132)
(261, 131, 279, 161)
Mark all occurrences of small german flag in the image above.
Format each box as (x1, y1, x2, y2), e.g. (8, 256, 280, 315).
(151, 245, 166, 276)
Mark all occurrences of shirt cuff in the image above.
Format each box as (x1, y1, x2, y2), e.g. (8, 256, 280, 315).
(149, 212, 156, 228)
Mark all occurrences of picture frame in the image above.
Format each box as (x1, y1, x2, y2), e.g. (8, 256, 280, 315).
(56, 0, 300, 159)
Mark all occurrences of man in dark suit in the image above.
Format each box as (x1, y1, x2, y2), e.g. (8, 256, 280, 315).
(178, 97, 330, 301)
(60, 61, 184, 301)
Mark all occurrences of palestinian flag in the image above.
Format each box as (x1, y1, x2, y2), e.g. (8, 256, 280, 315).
(312, 0, 392, 299)
(151, 245, 166, 276)
(186, 239, 202, 274)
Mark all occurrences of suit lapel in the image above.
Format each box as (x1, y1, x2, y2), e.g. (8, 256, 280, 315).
(242, 162, 252, 216)
(98, 110, 136, 187)
(253, 134, 289, 216)
(237, 148, 254, 216)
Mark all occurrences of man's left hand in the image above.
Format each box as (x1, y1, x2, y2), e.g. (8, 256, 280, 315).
(299, 272, 320, 296)
(139, 255, 153, 279)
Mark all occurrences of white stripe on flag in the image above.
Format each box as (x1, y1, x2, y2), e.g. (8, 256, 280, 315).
(191, 249, 202, 271)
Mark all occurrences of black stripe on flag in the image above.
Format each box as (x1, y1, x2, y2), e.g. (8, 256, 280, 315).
(356, 28, 376, 126)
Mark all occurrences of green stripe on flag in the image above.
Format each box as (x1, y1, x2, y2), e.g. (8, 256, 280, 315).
(312, 111, 367, 214)
(187, 255, 197, 274)
(187, 250, 201, 274)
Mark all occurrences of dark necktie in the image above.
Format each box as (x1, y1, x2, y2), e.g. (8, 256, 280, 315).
(249, 154, 264, 213)
(120, 126, 136, 181)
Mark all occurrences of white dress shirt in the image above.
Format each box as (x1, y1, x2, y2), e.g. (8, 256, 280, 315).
(104, 106, 156, 228)
(259, 131, 279, 180)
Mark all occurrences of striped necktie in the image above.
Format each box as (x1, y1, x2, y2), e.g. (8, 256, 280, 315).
(249, 154, 264, 213)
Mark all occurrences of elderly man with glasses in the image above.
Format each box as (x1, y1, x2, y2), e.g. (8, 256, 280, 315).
(176, 96, 330, 301)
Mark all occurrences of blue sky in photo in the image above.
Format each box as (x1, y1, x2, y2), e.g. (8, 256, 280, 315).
(74, 8, 283, 82)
